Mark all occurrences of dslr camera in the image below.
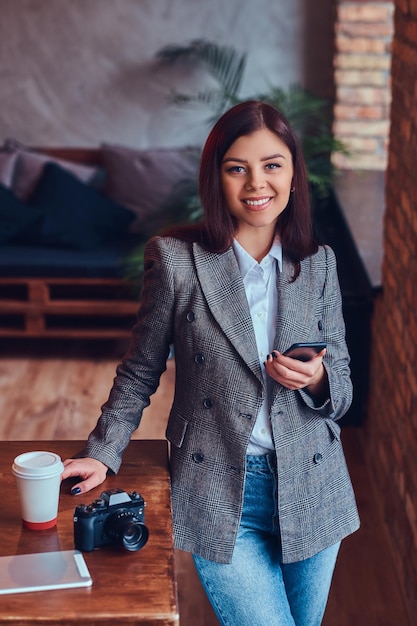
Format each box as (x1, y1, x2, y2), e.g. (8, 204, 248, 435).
(73, 488, 149, 552)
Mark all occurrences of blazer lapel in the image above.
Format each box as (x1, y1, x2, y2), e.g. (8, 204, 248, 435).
(273, 256, 310, 353)
(270, 255, 315, 403)
(193, 244, 263, 383)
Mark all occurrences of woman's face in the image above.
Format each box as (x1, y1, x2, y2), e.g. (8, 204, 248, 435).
(221, 128, 294, 239)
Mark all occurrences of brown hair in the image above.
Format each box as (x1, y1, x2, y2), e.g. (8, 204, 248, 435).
(165, 100, 318, 276)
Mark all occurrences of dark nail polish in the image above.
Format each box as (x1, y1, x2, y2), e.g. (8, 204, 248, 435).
(272, 351, 278, 359)
(71, 487, 81, 495)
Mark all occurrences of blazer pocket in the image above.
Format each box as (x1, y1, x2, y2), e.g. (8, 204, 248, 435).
(166, 414, 188, 448)
(325, 418, 341, 442)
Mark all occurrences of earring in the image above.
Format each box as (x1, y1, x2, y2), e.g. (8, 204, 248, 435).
(291, 187, 295, 193)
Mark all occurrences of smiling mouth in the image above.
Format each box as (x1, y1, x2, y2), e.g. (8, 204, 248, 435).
(243, 197, 272, 207)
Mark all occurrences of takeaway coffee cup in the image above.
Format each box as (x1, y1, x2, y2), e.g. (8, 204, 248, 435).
(12, 451, 64, 530)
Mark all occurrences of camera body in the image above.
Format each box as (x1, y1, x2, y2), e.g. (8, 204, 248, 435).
(73, 488, 148, 552)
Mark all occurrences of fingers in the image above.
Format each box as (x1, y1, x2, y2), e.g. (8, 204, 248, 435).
(265, 350, 325, 389)
(61, 458, 108, 496)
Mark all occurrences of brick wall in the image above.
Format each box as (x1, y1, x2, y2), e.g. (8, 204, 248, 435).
(365, 1, 417, 621)
(332, 1, 394, 170)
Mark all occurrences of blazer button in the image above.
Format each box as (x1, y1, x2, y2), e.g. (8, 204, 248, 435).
(318, 320, 323, 331)
(186, 311, 195, 322)
(313, 452, 323, 464)
(203, 398, 213, 409)
(192, 452, 204, 463)
(194, 353, 205, 364)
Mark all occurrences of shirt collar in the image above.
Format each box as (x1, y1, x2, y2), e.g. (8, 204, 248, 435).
(233, 237, 283, 280)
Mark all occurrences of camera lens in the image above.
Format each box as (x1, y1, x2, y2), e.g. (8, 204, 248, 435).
(121, 521, 149, 551)
(105, 512, 149, 552)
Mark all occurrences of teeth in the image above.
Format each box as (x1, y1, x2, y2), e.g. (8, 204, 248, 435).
(244, 198, 271, 206)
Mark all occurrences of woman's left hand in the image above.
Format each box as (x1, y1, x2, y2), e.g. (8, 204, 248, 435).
(264, 349, 328, 396)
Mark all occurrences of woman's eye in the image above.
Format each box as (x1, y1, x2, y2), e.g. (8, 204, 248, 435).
(227, 165, 246, 174)
(265, 162, 280, 170)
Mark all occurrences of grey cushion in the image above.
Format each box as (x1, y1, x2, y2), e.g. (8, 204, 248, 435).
(101, 143, 200, 236)
(0, 151, 18, 187)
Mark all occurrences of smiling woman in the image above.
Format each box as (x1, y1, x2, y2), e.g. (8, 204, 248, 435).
(221, 128, 294, 261)
(188, 100, 318, 281)
(61, 100, 359, 626)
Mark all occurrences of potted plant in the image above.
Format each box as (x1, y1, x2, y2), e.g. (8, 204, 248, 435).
(125, 39, 348, 285)
(156, 39, 347, 198)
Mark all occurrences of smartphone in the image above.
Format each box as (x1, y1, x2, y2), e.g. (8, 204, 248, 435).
(283, 342, 327, 362)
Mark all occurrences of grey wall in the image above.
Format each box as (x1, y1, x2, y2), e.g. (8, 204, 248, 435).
(0, 0, 335, 148)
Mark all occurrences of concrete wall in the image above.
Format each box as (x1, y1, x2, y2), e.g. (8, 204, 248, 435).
(0, 0, 334, 148)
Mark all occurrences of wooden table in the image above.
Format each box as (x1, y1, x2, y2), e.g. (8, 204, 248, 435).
(0, 440, 179, 626)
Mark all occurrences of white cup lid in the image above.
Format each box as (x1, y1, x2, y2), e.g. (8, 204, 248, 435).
(12, 451, 63, 478)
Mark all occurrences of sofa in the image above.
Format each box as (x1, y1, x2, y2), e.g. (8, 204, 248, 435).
(0, 139, 199, 339)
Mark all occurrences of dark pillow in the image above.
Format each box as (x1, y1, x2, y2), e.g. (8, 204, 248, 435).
(0, 183, 42, 244)
(29, 163, 135, 250)
(101, 143, 200, 236)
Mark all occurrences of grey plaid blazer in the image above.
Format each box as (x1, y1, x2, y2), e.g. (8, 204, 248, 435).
(84, 236, 360, 564)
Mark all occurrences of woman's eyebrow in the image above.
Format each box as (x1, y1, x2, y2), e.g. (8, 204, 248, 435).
(261, 153, 287, 161)
(222, 153, 287, 164)
(222, 156, 247, 164)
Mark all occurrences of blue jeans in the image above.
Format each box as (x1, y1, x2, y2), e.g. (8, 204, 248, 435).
(193, 454, 340, 626)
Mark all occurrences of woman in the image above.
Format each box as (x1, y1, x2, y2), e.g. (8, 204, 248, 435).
(62, 101, 360, 626)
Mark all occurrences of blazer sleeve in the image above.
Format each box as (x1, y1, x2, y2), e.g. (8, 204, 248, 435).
(80, 236, 177, 472)
(298, 245, 353, 421)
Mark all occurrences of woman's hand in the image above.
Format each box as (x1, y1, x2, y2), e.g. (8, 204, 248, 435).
(265, 348, 328, 398)
(61, 457, 108, 495)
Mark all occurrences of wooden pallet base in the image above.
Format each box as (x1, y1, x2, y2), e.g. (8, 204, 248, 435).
(0, 277, 139, 339)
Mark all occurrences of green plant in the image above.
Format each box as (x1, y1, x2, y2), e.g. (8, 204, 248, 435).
(156, 39, 348, 197)
(126, 40, 348, 286)
(124, 176, 202, 292)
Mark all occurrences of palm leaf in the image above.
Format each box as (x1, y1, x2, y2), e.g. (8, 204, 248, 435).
(156, 39, 246, 116)
(127, 41, 350, 285)
(156, 41, 350, 196)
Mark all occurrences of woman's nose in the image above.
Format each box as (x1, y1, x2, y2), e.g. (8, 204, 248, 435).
(245, 169, 266, 190)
